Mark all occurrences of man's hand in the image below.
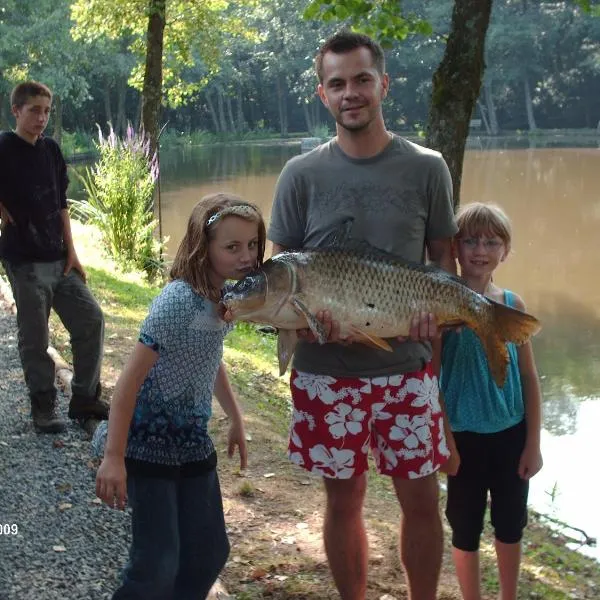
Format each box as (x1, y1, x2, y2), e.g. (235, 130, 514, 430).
(228, 418, 248, 471)
(297, 310, 353, 345)
(397, 311, 440, 343)
(64, 249, 86, 282)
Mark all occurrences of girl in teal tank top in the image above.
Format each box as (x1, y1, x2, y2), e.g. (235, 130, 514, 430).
(438, 203, 543, 600)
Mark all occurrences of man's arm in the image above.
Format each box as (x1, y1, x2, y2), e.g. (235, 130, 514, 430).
(427, 237, 457, 275)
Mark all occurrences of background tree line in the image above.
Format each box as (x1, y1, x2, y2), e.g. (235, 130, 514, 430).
(1, 0, 598, 143)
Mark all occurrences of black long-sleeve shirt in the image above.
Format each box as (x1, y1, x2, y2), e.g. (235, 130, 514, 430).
(0, 131, 68, 263)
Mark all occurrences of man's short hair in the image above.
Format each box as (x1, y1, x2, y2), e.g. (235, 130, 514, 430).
(315, 31, 386, 83)
(11, 81, 52, 108)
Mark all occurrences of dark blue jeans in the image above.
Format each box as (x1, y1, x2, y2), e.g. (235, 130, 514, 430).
(112, 468, 230, 600)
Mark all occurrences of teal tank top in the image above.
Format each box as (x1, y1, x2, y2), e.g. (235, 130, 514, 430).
(440, 289, 524, 433)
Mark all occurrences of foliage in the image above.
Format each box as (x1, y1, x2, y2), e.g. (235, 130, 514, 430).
(70, 124, 164, 281)
(70, 0, 257, 108)
(309, 123, 331, 139)
(303, 0, 432, 47)
(61, 130, 96, 157)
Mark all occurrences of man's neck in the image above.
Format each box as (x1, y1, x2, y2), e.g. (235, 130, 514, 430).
(335, 121, 391, 159)
(14, 127, 39, 145)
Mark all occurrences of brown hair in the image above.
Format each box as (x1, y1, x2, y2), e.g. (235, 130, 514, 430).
(11, 81, 52, 108)
(170, 193, 266, 300)
(315, 31, 386, 83)
(455, 202, 512, 250)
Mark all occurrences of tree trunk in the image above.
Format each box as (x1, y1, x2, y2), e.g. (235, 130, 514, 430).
(141, 0, 166, 156)
(275, 73, 288, 136)
(52, 95, 63, 146)
(205, 90, 221, 133)
(303, 103, 313, 134)
(116, 76, 128, 136)
(523, 75, 537, 131)
(216, 86, 228, 134)
(426, 0, 493, 208)
(483, 79, 498, 135)
(103, 79, 113, 127)
(225, 92, 236, 134)
(0, 92, 9, 130)
(236, 85, 246, 132)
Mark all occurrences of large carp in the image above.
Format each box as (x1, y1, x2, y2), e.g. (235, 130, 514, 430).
(222, 247, 541, 386)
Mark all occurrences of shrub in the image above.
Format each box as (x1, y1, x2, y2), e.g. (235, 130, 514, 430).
(70, 124, 164, 281)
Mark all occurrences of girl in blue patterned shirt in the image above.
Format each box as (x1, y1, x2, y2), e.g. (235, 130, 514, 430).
(94, 193, 266, 600)
(438, 203, 543, 600)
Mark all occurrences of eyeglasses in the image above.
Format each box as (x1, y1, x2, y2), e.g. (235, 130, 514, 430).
(459, 237, 504, 250)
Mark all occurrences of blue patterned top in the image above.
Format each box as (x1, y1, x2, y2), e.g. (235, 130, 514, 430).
(440, 290, 524, 434)
(125, 280, 233, 465)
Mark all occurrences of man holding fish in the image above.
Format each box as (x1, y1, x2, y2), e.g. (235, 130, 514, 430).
(224, 31, 539, 600)
(269, 31, 455, 600)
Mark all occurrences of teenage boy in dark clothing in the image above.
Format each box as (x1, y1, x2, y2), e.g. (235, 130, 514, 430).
(0, 81, 107, 433)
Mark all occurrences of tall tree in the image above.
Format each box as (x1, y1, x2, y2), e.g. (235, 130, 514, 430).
(71, 0, 254, 154)
(426, 0, 492, 206)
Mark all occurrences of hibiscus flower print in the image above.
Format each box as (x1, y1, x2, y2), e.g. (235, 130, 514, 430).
(324, 403, 366, 439)
(406, 373, 440, 411)
(289, 451, 305, 467)
(389, 414, 432, 450)
(371, 402, 393, 421)
(309, 444, 355, 479)
(437, 417, 450, 457)
(372, 374, 404, 388)
(373, 435, 399, 470)
(293, 372, 338, 404)
(408, 460, 435, 479)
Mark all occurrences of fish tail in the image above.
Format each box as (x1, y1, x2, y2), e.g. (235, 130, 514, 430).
(473, 300, 541, 387)
(489, 298, 542, 345)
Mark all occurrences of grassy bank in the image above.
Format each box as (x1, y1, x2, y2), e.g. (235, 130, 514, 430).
(45, 221, 598, 599)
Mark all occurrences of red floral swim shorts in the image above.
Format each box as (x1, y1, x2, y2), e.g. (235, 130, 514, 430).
(288, 363, 449, 479)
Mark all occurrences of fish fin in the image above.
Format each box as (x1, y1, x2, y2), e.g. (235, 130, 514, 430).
(479, 332, 510, 388)
(472, 301, 541, 387)
(348, 326, 393, 352)
(277, 329, 298, 376)
(488, 298, 542, 344)
(291, 296, 328, 344)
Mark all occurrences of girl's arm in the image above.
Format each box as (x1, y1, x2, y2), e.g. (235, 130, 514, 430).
(513, 294, 543, 480)
(96, 342, 158, 508)
(214, 361, 248, 470)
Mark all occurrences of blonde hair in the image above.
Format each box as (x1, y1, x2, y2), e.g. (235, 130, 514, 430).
(170, 193, 266, 300)
(455, 202, 512, 250)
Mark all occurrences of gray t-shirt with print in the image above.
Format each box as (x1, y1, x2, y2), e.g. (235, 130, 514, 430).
(267, 135, 458, 378)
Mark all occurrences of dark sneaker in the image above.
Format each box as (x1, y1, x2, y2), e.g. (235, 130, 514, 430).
(68, 383, 110, 420)
(31, 395, 67, 433)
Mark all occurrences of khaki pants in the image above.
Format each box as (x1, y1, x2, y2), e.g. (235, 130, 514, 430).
(1, 258, 104, 401)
